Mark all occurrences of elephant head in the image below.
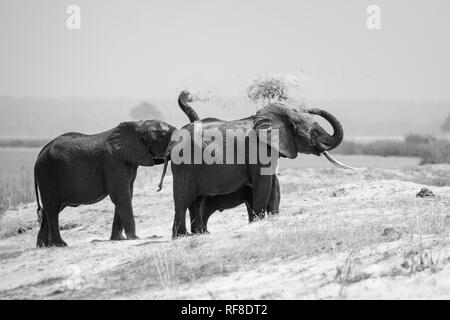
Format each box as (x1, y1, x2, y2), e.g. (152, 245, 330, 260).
(106, 120, 176, 166)
(254, 103, 355, 169)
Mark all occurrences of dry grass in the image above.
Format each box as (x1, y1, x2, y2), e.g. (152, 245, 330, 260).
(0, 167, 34, 215)
(133, 166, 165, 190)
(335, 252, 370, 286)
(1, 165, 450, 299)
(86, 184, 449, 297)
(84, 218, 383, 296)
(400, 246, 441, 274)
(0, 163, 162, 216)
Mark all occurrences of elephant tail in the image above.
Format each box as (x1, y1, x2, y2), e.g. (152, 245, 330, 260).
(34, 180, 43, 223)
(178, 90, 200, 122)
(157, 154, 169, 192)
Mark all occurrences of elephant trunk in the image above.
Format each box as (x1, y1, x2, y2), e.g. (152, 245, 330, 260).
(306, 108, 343, 151)
(157, 153, 169, 192)
(157, 91, 199, 191)
(178, 90, 200, 123)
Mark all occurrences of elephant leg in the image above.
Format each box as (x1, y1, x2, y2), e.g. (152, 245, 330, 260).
(45, 202, 67, 247)
(110, 189, 138, 240)
(110, 208, 125, 240)
(266, 175, 280, 216)
(36, 212, 49, 247)
(172, 176, 196, 238)
(189, 197, 206, 234)
(250, 175, 272, 222)
(173, 205, 189, 238)
(110, 178, 134, 241)
(201, 198, 216, 233)
(192, 196, 216, 234)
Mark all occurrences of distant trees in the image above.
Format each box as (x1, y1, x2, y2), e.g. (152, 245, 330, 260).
(335, 134, 450, 165)
(0, 138, 48, 148)
(129, 101, 163, 120)
(441, 112, 450, 132)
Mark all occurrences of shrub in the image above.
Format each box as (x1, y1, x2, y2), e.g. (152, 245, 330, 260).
(129, 101, 163, 121)
(441, 112, 450, 133)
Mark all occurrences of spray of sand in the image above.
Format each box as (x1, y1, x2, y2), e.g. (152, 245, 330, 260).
(184, 73, 307, 113)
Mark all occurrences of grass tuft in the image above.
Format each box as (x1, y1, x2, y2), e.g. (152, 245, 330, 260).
(0, 167, 34, 215)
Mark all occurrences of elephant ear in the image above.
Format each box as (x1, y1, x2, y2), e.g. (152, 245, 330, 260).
(254, 106, 298, 159)
(106, 121, 154, 166)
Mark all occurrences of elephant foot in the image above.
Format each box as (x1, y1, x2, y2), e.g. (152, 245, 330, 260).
(267, 210, 280, 216)
(249, 212, 265, 223)
(172, 222, 189, 239)
(191, 227, 209, 235)
(36, 238, 49, 248)
(126, 234, 140, 240)
(48, 238, 68, 247)
(172, 231, 191, 239)
(110, 233, 126, 241)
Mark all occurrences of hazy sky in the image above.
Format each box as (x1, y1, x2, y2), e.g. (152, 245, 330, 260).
(0, 0, 449, 101)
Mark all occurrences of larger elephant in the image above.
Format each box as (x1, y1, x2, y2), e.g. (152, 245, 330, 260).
(34, 120, 175, 247)
(165, 91, 350, 238)
(173, 91, 281, 234)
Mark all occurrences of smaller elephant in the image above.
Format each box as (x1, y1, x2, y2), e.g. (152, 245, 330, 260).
(34, 120, 175, 247)
(189, 175, 280, 233)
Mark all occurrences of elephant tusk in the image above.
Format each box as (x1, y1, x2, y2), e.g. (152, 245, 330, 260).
(322, 151, 360, 170)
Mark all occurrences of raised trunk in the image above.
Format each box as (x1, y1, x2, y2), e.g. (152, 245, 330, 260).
(159, 91, 199, 191)
(306, 108, 343, 151)
(178, 90, 199, 122)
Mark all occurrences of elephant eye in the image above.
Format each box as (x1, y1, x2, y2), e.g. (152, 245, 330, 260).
(311, 129, 321, 139)
(290, 121, 296, 132)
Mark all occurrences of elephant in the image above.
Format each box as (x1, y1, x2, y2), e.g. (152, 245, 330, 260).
(160, 91, 281, 234)
(189, 175, 280, 233)
(34, 120, 176, 247)
(163, 91, 352, 238)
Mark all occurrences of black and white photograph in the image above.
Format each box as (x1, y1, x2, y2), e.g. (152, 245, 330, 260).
(0, 0, 450, 302)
